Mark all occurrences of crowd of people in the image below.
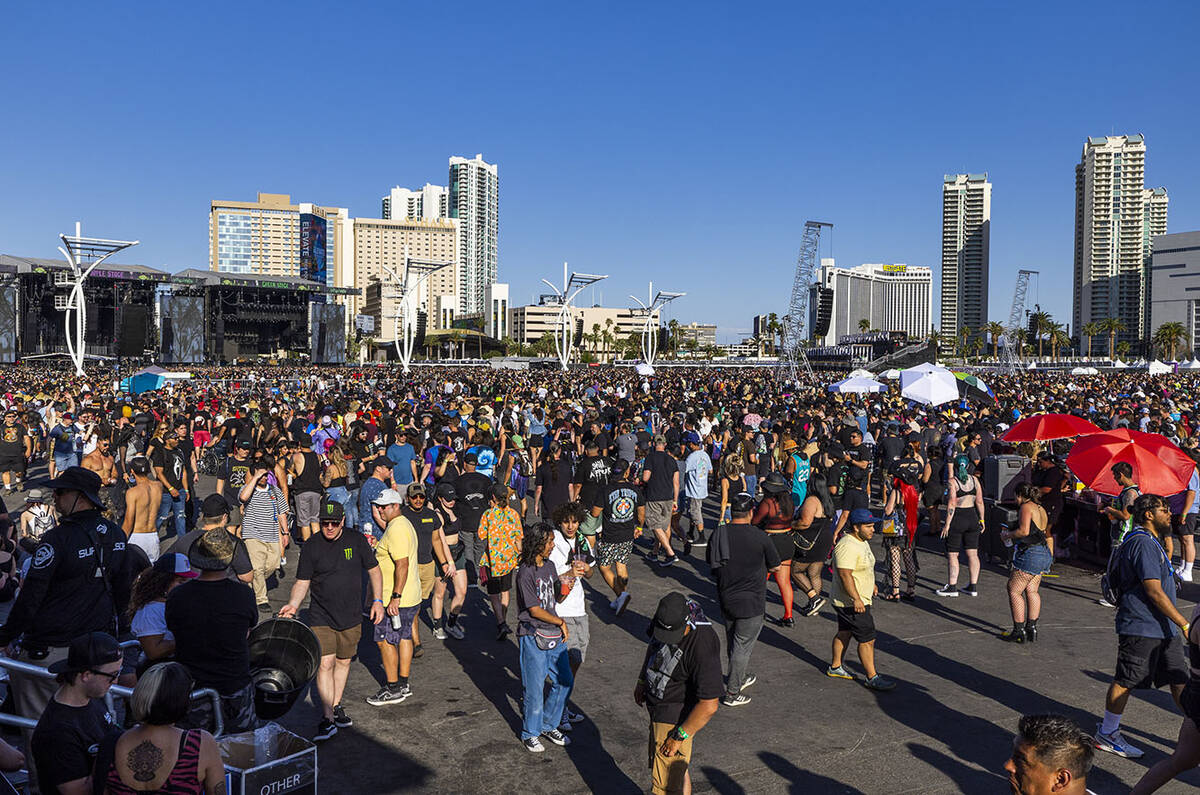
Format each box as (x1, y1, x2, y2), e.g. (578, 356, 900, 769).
(0, 361, 1196, 792)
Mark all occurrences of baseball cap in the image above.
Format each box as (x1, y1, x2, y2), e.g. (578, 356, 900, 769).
(370, 455, 392, 471)
(849, 508, 881, 526)
(201, 493, 230, 518)
(406, 482, 428, 498)
(372, 489, 403, 507)
(436, 481, 457, 501)
(684, 431, 702, 445)
(319, 498, 345, 522)
(611, 458, 630, 477)
(730, 492, 755, 514)
(653, 433, 667, 446)
(647, 592, 689, 645)
(153, 552, 198, 579)
(48, 631, 122, 675)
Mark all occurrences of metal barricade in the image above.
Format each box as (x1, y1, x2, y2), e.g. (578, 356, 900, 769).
(0, 654, 226, 737)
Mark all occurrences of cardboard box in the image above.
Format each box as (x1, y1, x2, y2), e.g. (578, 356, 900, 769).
(220, 723, 317, 795)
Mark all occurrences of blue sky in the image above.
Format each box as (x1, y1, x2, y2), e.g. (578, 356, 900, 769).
(2, 2, 1196, 342)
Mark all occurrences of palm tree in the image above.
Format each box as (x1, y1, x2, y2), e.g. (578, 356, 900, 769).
(982, 321, 1005, 359)
(957, 325, 971, 358)
(1081, 321, 1101, 359)
(1028, 310, 1051, 358)
(857, 318, 871, 333)
(766, 312, 780, 353)
(1153, 321, 1187, 361)
(928, 327, 942, 352)
(1116, 341, 1131, 360)
(1049, 323, 1070, 361)
(1100, 317, 1126, 360)
(969, 336, 985, 360)
(667, 319, 680, 359)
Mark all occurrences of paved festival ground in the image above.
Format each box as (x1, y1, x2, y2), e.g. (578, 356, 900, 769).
(246, 512, 1200, 794)
(4, 469, 1199, 793)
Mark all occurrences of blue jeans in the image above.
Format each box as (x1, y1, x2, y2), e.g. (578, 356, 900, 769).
(745, 474, 758, 499)
(157, 491, 187, 539)
(518, 634, 573, 740)
(53, 452, 78, 473)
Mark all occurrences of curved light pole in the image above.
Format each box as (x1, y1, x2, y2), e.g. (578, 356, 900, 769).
(629, 281, 684, 370)
(540, 262, 607, 371)
(58, 223, 139, 376)
(381, 246, 452, 373)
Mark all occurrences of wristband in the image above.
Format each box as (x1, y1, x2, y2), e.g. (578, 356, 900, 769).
(671, 726, 689, 741)
(373, 599, 383, 603)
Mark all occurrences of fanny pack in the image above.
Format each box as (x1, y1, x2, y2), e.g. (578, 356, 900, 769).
(534, 627, 564, 651)
(793, 527, 822, 553)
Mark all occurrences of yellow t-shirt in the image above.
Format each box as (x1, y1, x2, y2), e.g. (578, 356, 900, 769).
(831, 533, 875, 608)
(375, 515, 420, 608)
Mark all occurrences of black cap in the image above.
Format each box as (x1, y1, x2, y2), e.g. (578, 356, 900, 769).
(48, 631, 122, 674)
(436, 481, 457, 501)
(237, 439, 253, 450)
(730, 491, 755, 514)
(200, 493, 230, 518)
(648, 592, 689, 645)
(319, 498, 345, 522)
(370, 455, 392, 472)
(612, 458, 630, 477)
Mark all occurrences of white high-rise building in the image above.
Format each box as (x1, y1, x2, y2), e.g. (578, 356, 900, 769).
(811, 262, 933, 346)
(941, 174, 991, 337)
(1073, 135, 1167, 348)
(449, 154, 499, 315)
(381, 183, 448, 222)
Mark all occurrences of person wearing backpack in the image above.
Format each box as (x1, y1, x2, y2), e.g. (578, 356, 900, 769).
(1093, 493, 1191, 760)
(503, 435, 533, 517)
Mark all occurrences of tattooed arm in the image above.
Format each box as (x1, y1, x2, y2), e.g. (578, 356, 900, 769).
(198, 730, 227, 794)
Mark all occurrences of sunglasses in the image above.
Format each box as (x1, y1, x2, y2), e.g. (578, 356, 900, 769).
(409, 494, 426, 501)
(320, 520, 342, 527)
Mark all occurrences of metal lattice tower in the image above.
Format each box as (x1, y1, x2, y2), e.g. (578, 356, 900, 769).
(1000, 269, 1037, 374)
(780, 221, 831, 382)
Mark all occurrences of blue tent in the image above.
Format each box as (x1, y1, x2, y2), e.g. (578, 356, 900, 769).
(120, 367, 167, 394)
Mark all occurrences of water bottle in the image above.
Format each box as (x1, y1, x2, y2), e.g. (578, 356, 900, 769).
(1001, 522, 1014, 548)
(390, 612, 403, 631)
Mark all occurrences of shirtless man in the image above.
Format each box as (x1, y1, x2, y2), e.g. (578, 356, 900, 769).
(123, 457, 164, 563)
(82, 437, 119, 519)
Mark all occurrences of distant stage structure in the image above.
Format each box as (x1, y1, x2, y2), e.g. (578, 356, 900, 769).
(781, 221, 831, 382)
(540, 263, 607, 370)
(57, 223, 139, 376)
(629, 282, 683, 371)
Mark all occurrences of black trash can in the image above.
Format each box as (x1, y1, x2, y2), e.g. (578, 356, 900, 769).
(248, 618, 321, 720)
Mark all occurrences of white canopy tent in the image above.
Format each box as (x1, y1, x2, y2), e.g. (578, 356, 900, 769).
(881, 368, 901, 380)
(1148, 360, 1173, 375)
(828, 376, 888, 394)
(899, 365, 959, 406)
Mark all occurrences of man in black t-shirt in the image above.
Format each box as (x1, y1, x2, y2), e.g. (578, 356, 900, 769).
(635, 592, 722, 795)
(280, 499, 383, 741)
(0, 410, 29, 491)
(31, 632, 122, 795)
(641, 435, 680, 564)
(168, 528, 258, 734)
(708, 493, 781, 706)
(590, 458, 645, 615)
(151, 433, 188, 538)
(455, 452, 493, 581)
(573, 440, 612, 508)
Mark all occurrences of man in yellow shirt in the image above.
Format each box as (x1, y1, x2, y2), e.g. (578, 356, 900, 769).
(826, 508, 896, 691)
(367, 489, 421, 706)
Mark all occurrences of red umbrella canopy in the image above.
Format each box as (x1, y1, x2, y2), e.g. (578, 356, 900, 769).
(1065, 428, 1194, 496)
(1003, 413, 1102, 442)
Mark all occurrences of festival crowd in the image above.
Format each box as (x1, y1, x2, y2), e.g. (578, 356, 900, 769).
(0, 362, 1195, 793)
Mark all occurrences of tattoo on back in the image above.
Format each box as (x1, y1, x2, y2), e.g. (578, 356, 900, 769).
(128, 739, 164, 782)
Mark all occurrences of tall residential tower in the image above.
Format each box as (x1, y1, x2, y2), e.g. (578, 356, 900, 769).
(381, 183, 449, 222)
(1072, 135, 1167, 348)
(940, 174, 991, 337)
(449, 154, 499, 315)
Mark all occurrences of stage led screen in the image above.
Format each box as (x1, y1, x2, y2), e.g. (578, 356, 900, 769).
(309, 302, 345, 364)
(161, 295, 205, 363)
(0, 284, 16, 363)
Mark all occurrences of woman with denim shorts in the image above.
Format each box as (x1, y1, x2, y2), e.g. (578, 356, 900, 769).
(999, 482, 1052, 644)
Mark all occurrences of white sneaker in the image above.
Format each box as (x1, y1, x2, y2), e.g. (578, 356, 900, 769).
(615, 592, 631, 615)
(1094, 727, 1144, 759)
(523, 737, 545, 753)
(1178, 567, 1193, 583)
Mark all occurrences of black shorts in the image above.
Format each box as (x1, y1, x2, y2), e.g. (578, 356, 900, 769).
(1173, 513, 1197, 537)
(1113, 634, 1188, 690)
(1181, 682, 1200, 725)
(946, 512, 981, 552)
(0, 456, 24, 475)
(485, 569, 513, 595)
(833, 604, 876, 643)
(794, 529, 834, 564)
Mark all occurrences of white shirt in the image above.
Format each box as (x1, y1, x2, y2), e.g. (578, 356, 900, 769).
(549, 530, 589, 618)
(131, 601, 174, 641)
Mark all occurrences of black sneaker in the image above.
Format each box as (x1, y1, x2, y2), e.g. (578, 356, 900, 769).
(657, 555, 678, 567)
(935, 584, 959, 598)
(778, 616, 795, 628)
(314, 719, 337, 741)
(804, 596, 827, 616)
(332, 704, 353, 728)
(542, 728, 570, 746)
(366, 684, 412, 706)
(963, 584, 978, 597)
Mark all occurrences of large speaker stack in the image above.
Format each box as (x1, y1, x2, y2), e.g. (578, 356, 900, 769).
(813, 287, 834, 337)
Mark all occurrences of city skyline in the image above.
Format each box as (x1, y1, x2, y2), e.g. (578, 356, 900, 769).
(2, 3, 1196, 343)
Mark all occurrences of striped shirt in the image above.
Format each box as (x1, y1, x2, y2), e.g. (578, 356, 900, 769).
(241, 484, 287, 543)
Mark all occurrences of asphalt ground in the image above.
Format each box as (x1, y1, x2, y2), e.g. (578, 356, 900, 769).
(5, 468, 1200, 793)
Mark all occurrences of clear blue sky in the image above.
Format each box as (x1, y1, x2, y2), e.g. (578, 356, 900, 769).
(2, 2, 1196, 343)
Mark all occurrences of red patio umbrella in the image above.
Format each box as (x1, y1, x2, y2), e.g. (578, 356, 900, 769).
(1003, 413, 1101, 442)
(1065, 428, 1194, 496)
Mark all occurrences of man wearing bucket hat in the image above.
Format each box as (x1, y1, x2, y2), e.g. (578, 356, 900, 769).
(826, 508, 896, 691)
(634, 592, 722, 795)
(30, 631, 122, 794)
(166, 528, 259, 733)
(280, 498, 383, 741)
(0, 466, 135, 747)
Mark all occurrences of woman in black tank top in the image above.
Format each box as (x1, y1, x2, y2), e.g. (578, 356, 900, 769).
(998, 483, 1052, 643)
